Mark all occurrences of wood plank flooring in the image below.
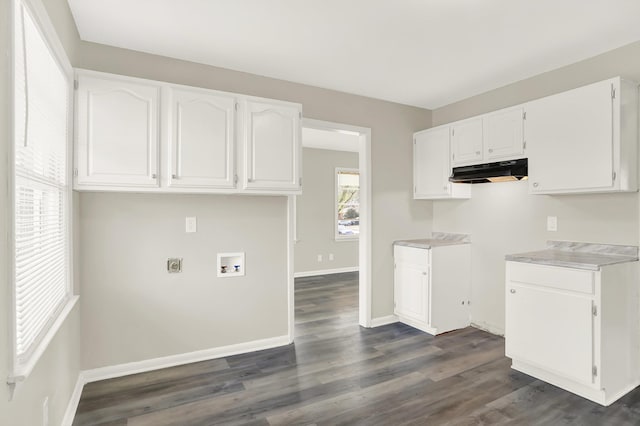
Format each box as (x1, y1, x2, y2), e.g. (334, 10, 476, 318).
(73, 272, 640, 425)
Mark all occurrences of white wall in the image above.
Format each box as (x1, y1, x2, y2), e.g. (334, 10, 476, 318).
(432, 41, 640, 334)
(0, 1, 82, 425)
(295, 148, 359, 274)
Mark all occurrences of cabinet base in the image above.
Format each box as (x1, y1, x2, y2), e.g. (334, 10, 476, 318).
(511, 359, 640, 406)
(396, 315, 469, 336)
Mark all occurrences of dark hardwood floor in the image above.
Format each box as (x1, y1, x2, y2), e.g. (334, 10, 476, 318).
(73, 272, 640, 425)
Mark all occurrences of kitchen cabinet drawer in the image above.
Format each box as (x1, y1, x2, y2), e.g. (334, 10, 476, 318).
(508, 262, 594, 294)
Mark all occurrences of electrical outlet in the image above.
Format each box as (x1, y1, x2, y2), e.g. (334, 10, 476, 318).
(186, 216, 197, 233)
(317, 254, 323, 262)
(167, 258, 182, 273)
(42, 397, 49, 426)
(547, 216, 558, 232)
(329, 253, 334, 261)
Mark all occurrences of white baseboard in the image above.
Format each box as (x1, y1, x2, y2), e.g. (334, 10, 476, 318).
(61, 334, 290, 426)
(61, 373, 85, 426)
(370, 315, 399, 327)
(470, 320, 504, 337)
(294, 266, 359, 278)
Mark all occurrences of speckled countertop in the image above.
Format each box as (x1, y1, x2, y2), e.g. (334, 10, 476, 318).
(394, 232, 471, 249)
(505, 241, 639, 271)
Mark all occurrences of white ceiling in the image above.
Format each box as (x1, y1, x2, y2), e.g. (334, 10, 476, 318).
(302, 128, 359, 152)
(67, 0, 640, 109)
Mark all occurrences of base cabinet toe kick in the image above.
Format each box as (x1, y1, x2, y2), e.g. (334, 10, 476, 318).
(505, 260, 640, 406)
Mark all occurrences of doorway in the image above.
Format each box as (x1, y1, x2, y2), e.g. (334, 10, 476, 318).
(287, 119, 372, 341)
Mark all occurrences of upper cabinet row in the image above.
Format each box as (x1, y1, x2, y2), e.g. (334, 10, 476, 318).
(74, 69, 302, 194)
(414, 77, 638, 199)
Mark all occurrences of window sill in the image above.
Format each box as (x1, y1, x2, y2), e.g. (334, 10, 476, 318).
(9, 295, 79, 385)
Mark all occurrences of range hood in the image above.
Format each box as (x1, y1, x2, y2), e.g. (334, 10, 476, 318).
(449, 158, 528, 184)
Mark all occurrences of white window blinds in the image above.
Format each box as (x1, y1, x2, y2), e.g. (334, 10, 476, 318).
(13, 0, 72, 370)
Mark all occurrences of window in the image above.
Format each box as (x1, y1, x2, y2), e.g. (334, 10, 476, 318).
(11, 0, 74, 380)
(335, 168, 359, 240)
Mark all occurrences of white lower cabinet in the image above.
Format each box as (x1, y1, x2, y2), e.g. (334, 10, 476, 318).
(394, 244, 471, 335)
(505, 261, 640, 405)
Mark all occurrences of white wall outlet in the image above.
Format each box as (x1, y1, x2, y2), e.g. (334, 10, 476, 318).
(329, 253, 334, 261)
(42, 396, 49, 426)
(186, 216, 197, 233)
(317, 254, 323, 262)
(547, 216, 558, 232)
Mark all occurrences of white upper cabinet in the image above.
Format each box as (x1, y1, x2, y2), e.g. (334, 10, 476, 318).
(167, 87, 236, 190)
(414, 127, 470, 199)
(450, 118, 483, 166)
(484, 106, 524, 161)
(74, 70, 302, 194)
(527, 77, 638, 194)
(75, 73, 160, 188)
(243, 99, 301, 192)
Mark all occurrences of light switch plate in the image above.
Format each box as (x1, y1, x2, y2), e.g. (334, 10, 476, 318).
(547, 216, 558, 232)
(186, 217, 197, 233)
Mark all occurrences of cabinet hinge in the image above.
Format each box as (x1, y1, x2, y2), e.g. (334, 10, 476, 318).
(592, 305, 598, 316)
(612, 171, 617, 181)
(234, 103, 239, 111)
(74, 80, 78, 90)
(523, 141, 527, 150)
(452, 153, 455, 161)
(522, 111, 527, 120)
(73, 168, 78, 177)
(299, 177, 302, 186)
(452, 129, 455, 137)
(592, 365, 598, 377)
(234, 174, 239, 184)
(299, 111, 302, 119)
(611, 84, 616, 99)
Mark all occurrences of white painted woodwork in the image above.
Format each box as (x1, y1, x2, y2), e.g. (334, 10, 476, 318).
(75, 73, 160, 187)
(394, 244, 471, 335)
(450, 118, 483, 166)
(74, 70, 302, 194)
(484, 106, 524, 161)
(243, 99, 301, 192)
(505, 261, 640, 405)
(413, 127, 470, 200)
(167, 87, 236, 189)
(526, 77, 638, 194)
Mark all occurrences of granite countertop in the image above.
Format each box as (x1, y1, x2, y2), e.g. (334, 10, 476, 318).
(394, 232, 471, 249)
(505, 241, 639, 271)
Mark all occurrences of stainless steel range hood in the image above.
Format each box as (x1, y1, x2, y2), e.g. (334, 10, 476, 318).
(449, 158, 528, 184)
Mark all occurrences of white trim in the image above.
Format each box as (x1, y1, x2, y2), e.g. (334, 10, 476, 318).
(287, 195, 295, 342)
(294, 266, 359, 278)
(81, 334, 290, 383)
(61, 372, 85, 426)
(470, 321, 504, 337)
(61, 334, 290, 426)
(302, 118, 372, 328)
(370, 315, 399, 327)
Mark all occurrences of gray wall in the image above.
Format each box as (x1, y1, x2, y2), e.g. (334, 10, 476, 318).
(80, 193, 288, 368)
(295, 148, 359, 274)
(62, 2, 432, 368)
(0, 1, 82, 425)
(432, 41, 640, 334)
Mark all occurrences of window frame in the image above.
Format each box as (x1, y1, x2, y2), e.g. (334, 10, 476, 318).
(335, 167, 360, 241)
(8, 0, 77, 383)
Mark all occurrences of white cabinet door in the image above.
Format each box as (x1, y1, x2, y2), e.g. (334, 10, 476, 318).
(394, 260, 428, 323)
(484, 107, 524, 161)
(526, 79, 614, 194)
(414, 127, 450, 198)
(76, 74, 160, 187)
(506, 283, 594, 385)
(243, 100, 301, 192)
(451, 118, 483, 166)
(167, 88, 236, 189)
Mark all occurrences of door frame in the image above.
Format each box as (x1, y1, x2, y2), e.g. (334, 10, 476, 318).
(287, 118, 372, 341)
